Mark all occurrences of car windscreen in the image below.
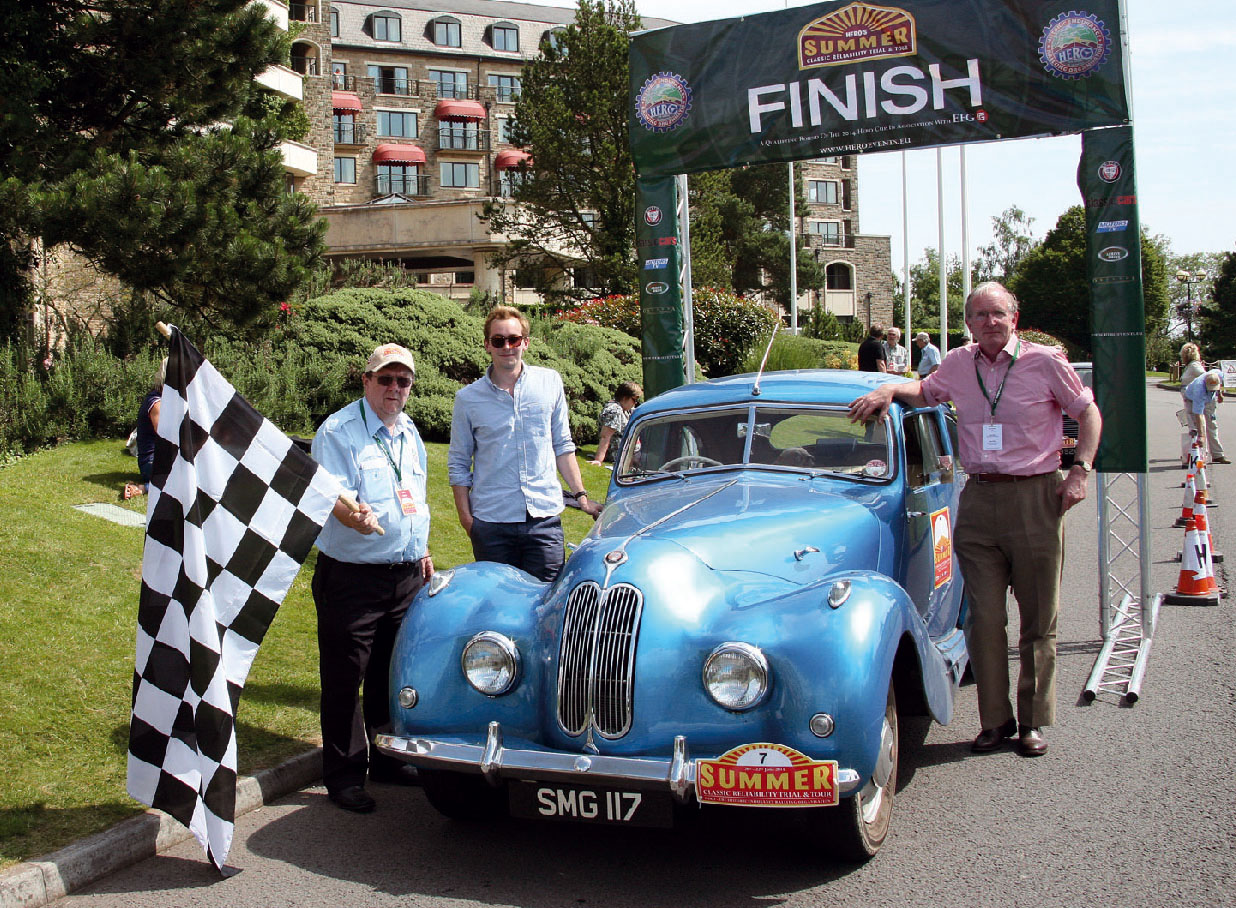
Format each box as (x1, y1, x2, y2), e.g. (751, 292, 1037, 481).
(616, 405, 891, 481)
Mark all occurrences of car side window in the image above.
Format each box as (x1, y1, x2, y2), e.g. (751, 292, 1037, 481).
(903, 412, 951, 487)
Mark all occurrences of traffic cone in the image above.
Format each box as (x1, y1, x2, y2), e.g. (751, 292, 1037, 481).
(1175, 470, 1196, 527)
(1193, 497, 1224, 563)
(1194, 447, 1209, 505)
(1164, 518, 1222, 606)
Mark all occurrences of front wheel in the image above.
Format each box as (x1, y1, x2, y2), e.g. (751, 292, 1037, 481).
(419, 769, 506, 821)
(808, 683, 899, 861)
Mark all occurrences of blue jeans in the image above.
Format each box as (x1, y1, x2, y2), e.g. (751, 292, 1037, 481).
(471, 514, 565, 582)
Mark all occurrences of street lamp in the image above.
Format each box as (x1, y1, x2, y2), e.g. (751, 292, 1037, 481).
(1176, 269, 1208, 344)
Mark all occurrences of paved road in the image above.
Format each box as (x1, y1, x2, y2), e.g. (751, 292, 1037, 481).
(58, 383, 1235, 908)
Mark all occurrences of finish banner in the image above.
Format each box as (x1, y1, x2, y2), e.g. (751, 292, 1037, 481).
(636, 175, 687, 397)
(629, 0, 1129, 177)
(1078, 124, 1146, 473)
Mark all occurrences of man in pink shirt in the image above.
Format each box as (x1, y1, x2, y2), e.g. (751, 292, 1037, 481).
(849, 282, 1101, 757)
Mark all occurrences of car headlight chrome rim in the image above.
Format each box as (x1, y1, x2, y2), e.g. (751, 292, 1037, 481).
(703, 642, 769, 711)
(461, 631, 520, 696)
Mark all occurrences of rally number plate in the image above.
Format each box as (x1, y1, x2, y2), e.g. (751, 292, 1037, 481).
(508, 781, 673, 828)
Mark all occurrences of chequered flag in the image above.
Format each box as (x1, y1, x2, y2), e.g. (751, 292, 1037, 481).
(127, 327, 341, 869)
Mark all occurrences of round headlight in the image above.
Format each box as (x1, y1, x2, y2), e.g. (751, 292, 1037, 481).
(703, 642, 769, 711)
(461, 631, 520, 696)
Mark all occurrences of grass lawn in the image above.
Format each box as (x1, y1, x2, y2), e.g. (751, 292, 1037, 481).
(0, 437, 612, 869)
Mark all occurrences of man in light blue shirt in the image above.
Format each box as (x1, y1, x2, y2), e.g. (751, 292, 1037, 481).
(449, 306, 600, 582)
(311, 342, 432, 812)
(915, 332, 941, 377)
(1184, 369, 1229, 463)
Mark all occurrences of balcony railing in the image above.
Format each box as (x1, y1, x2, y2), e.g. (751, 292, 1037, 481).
(333, 123, 367, 145)
(289, 3, 316, 22)
(331, 73, 357, 91)
(438, 128, 487, 151)
(376, 174, 431, 197)
(291, 56, 319, 76)
(370, 78, 486, 101)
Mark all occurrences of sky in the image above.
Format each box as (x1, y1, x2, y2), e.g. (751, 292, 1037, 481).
(544, 0, 1234, 277)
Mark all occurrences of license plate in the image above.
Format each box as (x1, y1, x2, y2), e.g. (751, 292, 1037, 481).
(508, 781, 673, 827)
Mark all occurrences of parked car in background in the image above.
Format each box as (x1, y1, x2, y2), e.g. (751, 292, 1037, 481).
(376, 370, 970, 860)
(1061, 362, 1094, 468)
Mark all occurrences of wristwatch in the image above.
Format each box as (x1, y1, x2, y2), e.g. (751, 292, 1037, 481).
(1073, 460, 1093, 474)
(567, 489, 589, 501)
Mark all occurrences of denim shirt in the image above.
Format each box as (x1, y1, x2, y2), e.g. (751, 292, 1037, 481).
(312, 398, 430, 564)
(448, 364, 576, 522)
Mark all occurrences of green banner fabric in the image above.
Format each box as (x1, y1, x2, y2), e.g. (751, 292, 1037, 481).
(1078, 124, 1146, 473)
(636, 175, 686, 396)
(630, 0, 1129, 177)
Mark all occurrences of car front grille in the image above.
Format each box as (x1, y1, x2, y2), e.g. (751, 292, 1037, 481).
(556, 581, 643, 738)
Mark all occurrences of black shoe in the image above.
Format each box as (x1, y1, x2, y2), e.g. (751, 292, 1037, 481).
(328, 785, 376, 813)
(369, 764, 420, 786)
(971, 718, 1017, 753)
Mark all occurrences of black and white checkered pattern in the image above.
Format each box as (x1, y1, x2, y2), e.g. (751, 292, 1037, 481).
(127, 328, 341, 869)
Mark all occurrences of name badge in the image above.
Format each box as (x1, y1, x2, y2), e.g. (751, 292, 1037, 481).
(396, 489, 418, 515)
(982, 423, 1004, 451)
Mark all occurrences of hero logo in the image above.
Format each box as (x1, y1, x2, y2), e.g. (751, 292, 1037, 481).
(1098, 246, 1128, 262)
(645, 281, 670, 295)
(643, 257, 669, 269)
(1096, 219, 1128, 233)
(644, 206, 663, 226)
(1098, 160, 1121, 183)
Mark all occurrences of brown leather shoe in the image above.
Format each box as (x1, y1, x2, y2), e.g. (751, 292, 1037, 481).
(328, 785, 376, 813)
(971, 718, 1017, 753)
(1018, 725, 1048, 757)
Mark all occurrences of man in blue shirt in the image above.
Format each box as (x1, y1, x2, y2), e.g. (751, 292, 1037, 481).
(449, 306, 601, 582)
(311, 343, 433, 813)
(1184, 369, 1228, 463)
(915, 332, 941, 377)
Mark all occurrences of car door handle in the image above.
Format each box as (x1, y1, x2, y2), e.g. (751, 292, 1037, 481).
(794, 545, 820, 561)
(906, 510, 926, 518)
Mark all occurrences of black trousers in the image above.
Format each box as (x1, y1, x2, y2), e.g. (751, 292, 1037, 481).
(311, 554, 423, 793)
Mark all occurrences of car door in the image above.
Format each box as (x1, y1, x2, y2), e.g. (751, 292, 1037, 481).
(899, 408, 960, 635)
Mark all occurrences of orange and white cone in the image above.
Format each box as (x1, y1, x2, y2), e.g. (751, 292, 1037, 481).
(1164, 518, 1221, 606)
(1194, 444, 1210, 501)
(1193, 497, 1224, 563)
(1175, 470, 1196, 527)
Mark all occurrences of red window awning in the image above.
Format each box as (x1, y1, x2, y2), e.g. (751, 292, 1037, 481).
(434, 99, 486, 122)
(494, 149, 532, 170)
(331, 91, 363, 112)
(373, 143, 426, 164)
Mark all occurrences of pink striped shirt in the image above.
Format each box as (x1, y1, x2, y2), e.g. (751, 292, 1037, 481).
(920, 336, 1094, 475)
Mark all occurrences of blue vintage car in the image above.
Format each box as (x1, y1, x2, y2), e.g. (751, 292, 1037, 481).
(376, 370, 969, 859)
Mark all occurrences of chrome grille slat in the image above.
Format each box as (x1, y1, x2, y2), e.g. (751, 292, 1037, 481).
(556, 582, 643, 738)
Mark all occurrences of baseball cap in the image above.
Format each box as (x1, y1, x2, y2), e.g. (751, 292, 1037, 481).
(1205, 370, 1222, 390)
(365, 343, 415, 375)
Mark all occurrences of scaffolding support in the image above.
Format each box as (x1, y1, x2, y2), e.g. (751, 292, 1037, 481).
(1084, 472, 1159, 703)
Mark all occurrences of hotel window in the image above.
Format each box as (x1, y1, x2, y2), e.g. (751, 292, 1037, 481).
(439, 120, 480, 150)
(496, 117, 514, 144)
(377, 164, 424, 196)
(368, 65, 409, 96)
(334, 157, 356, 184)
(488, 74, 520, 103)
(440, 161, 479, 188)
(498, 169, 527, 197)
(808, 180, 839, 205)
(377, 110, 418, 138)
(331, 61, 347, 89)
(808, 221, 842, 245)
(330, 8, 339, 36)
(430, 70, 468, 99)
(431, 17, 461, 47)
(491, 24, 519, 51)
(333, 112, 357, 144)
(370, 12, 401, 42)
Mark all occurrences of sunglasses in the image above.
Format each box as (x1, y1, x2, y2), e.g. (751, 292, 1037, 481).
(373, 374, 413, 389)
(488, 335, 526, 348)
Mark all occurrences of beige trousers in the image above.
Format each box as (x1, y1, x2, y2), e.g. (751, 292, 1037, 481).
(954, 472, 1065, 730)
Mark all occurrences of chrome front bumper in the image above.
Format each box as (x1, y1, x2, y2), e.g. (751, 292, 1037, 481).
(375, 721, 862, 803)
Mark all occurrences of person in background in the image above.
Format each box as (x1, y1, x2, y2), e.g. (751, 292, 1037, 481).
(589, 381, 643, 465)
(886, 327, 909, 375)
(311, 343, 433, 813)
(124, 357, 167, 499)
(1179, 343, 1227, 463)
(449, 307, 601, 582)
(857, 324, 888, 373)
(1183, 369, 1228, 464)
(915, 332, 941, 378)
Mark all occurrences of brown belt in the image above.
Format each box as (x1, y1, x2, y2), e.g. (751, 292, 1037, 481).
(970, 470, 1057, 484)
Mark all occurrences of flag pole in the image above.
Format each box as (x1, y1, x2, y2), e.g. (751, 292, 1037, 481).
(154, 321, 382, 534)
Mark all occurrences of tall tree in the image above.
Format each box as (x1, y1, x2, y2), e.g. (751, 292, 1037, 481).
(974, 205, 1039, 282)
(1197, 252, 1236, 359)
(892, 247, 966, 334)
(0, 0, 325, 337)
(1008, 205, 1169, 357)
(480, 0, 640, 302)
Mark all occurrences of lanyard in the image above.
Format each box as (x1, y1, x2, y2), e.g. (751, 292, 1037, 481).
(358, 401, 405, 483)
(974, 340, 1020, 419)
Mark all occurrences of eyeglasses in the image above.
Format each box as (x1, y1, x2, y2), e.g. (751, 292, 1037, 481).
(374, 374, 413, 389)
(488, 335, 526, 348)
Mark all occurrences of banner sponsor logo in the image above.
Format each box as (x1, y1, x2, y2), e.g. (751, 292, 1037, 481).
(1098, 245, 1128, 262)
(643, 257, 669, 269)
(645, 281, 670, 294)
(797, 2, 916, 69)
(930, 507, 952, 588)
(1083, 194, 1136, 207)
(1038, 11, 1113, 80)
(1098, 160, 1122, 182)
(635, 72, 693, 133)
(643, 206, 663, 226)
(1096, 219, 1128, 233)
(1092, 275, 1133, 284)
(636, 236, 679, 248)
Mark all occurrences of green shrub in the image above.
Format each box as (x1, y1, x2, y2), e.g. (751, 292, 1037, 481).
(741, 334, 859, 372)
